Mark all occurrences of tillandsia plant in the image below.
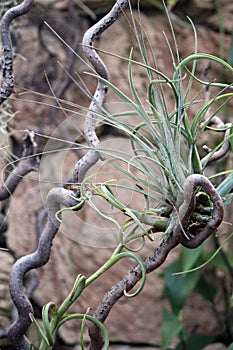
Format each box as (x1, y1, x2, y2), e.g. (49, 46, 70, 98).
(0, 0, 233, 349)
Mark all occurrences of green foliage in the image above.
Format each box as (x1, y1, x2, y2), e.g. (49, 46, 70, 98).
(30, 275, 109, 350)
(163, 257, 201, 314)
(161, 309, 184, 349)
(162, 238, 233, 349)
(162, 304, 216, 350)
(181, 245, 203, 271)
(176, 334, 216, 350)
(30, 249, 146, 348)
(160, 245, 221, 349)
(195, 275, 217, 303)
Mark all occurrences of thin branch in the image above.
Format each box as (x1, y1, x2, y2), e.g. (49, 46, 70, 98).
(0, 131, 39, 343)
(72, 0, 129, 184)
(201, 125, 231, 167)
(200, 70, 231, 167)
(0, 0, 34, 104)
(4, 1, 132, 347)
(8, 187, 79, 349)
(0, 130, 39, 201)
(88, 231, 181, 349)
(88, 174, 224, 349)
(0, 130, 39, 252)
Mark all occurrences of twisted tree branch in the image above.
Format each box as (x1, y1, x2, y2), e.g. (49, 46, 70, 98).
(8, 188, 79, 349)
(88, 174, 224, 349)
(0, 131, 39, 201)
(5, 1, 132, 347)
(0, 130, 39, 341)
(177, 174, 224, 248)
(200, 74, 231, 167)
(201, 124, 231, 167)
(88, 232, 180, 349)
(0, 0, 34, 104)
(72, 0, 129, 183)
(0, 130, 39, 252)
